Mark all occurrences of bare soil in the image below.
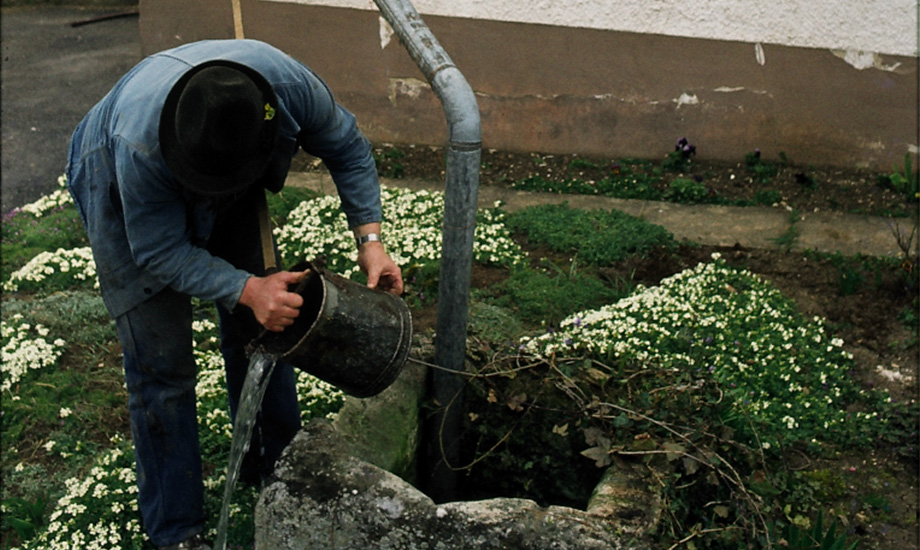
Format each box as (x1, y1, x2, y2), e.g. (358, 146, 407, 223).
(294, 145, 920, 549)
(312, 145, 914, 217)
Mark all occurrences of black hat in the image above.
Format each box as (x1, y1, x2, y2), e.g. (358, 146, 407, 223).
(159, 60, 282, 196)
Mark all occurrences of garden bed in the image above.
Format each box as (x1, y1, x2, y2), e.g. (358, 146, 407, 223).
(352, 144, 918, 549)
(448, 242, 918, 549)
(3, 144, 917, 549)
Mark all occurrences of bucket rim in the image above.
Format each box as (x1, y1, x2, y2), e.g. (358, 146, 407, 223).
(277, 260, 325, 361)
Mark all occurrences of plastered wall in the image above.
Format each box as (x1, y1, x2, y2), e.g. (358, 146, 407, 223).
(140, 0, 919, 169)
(274, 0, 917, 57)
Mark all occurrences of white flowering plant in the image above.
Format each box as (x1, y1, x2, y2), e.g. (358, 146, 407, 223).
(13, 434, 146, 550)
(1, 314, 67, 394)
(6, 302, 345, 550)
(275, 186, 525, 282)
(1, 175, 90, 289)
(462, 252, 905, 547)
(3, 174, 914, 550)
(518, 254, 882, 452)
(3, 247, 98, 293)
(0, 178, 350, 549)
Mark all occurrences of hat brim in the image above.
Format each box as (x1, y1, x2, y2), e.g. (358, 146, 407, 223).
(159, 60, 281, 197)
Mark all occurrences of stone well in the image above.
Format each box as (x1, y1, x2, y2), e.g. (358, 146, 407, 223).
(254, 339, 662, 549)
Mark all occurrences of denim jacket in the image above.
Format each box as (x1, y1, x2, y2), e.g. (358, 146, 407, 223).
(67, 40, 382, 318)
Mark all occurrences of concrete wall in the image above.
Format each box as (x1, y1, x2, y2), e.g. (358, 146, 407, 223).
(139, 0, 919, 170)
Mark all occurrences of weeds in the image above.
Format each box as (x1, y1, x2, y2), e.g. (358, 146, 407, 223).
(745, 149, 784, 184)
(485, 258, 630, 329)
(769, 510, 859, 550)
(773, 209, 802, 251)
(754, 188, 783, 205)
(887, 218, 919, 291)
(1, 497, 46, 545)
(663, 137, 697, 172)
(373, 145, 406, 179)
(664, 177, 710, 203)
(879, 153, 919, 204)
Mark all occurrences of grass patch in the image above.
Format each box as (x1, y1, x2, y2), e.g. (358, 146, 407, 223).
(485, 259, 630, 329)
(503, 202, 676, 266)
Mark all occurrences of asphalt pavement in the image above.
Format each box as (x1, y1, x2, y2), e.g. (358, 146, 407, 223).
(1, 5, 141, 211)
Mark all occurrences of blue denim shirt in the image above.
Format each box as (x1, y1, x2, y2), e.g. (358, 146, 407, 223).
(67, 40, 382, 318)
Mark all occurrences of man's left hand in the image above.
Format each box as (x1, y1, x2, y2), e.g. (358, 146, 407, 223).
(358, 241, 404, 295)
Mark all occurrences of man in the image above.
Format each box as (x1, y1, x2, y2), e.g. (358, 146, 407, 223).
(66, 39, 403, 549)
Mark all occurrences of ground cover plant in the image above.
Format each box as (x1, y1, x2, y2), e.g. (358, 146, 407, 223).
(0, 177, 525, 549)
(454, 204, 917, 549)
(2, 144, 917, 549)
(1, 182, 346, 549)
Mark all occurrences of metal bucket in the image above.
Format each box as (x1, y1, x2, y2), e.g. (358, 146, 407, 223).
(250, 260, 412, 398)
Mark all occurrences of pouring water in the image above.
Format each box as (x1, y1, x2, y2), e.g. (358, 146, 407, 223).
(213, 350, 278, 550)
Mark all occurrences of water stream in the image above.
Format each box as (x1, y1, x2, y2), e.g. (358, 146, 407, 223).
(213, 350, 278, 550)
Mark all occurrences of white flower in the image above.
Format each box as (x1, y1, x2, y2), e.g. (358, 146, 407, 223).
(274, 186, 525, 275)
(4, 247, 98, 292)
(17, 175, 73, 217)
(1, 316, 67, 393)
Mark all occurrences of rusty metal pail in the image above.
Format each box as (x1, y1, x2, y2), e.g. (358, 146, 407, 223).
(251, 261, 412, 398)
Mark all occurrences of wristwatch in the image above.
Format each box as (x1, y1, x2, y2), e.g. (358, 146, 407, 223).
(356, 232, 382, 248)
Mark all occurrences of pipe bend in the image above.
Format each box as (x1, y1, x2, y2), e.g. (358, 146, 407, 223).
(375, 0, 481, 141)
(432, 68, 481, 144)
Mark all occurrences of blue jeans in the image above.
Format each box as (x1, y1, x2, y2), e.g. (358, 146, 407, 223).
(115, 188, 301, 546)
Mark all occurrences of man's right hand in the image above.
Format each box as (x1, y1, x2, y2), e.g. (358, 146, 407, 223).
(239, 270, 307, 332)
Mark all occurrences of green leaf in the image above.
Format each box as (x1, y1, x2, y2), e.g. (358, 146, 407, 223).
(580, 446, 611, 468)
(6, 517, 37, 541)
(662, 441, 685, 462)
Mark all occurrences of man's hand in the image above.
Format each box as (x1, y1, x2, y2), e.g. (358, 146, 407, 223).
(358, 242, 404, 295)
(239, 270, 307, 332)
(354, 223, 404, 295)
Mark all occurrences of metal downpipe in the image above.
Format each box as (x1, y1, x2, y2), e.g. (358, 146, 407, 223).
(373, 0, 481, 501)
